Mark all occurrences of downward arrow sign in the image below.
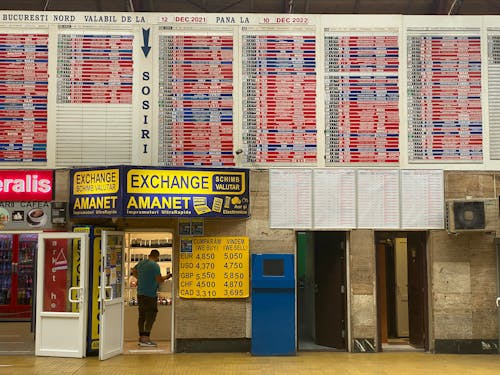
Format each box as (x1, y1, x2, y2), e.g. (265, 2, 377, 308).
(141, 28, 151, 57)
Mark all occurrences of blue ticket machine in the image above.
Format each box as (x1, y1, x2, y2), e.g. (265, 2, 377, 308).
(251, 253, 295, 356)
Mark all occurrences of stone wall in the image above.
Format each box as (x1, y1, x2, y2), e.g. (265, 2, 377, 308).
(174, 169, 295, 350)
(57, 168, 500, 353)
(349, 229, 376, 351)
(429, 171, 499, 353)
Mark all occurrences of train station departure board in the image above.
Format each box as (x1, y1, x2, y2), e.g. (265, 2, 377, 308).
(488, 34, 500, 159)
(55, 33, 134, 166)
(0, 33, 48, 162)
(325, 34, 399, 164)
(242, 34, 317, 164)
(407, 33, 482, 161)
(178, 236, 249, 299)
(1, 12, 500, 169)
(57, 34, 133, 104)
(158, 34, 235, 167)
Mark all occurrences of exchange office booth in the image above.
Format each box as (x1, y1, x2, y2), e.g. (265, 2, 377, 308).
(72, 225, 174, 356)
(38, 165, 250, 360)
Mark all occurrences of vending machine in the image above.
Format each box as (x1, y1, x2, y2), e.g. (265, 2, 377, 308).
(0, 233, 38, 321)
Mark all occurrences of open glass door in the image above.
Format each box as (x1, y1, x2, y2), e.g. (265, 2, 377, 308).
(35, 232, 88, 357)
(99, 230, 125, 360)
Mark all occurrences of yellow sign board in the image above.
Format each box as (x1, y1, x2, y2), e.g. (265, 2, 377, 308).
(179, 236, 249, 299)
(72, 168, 120, 195)
(126, 169, 246, 195)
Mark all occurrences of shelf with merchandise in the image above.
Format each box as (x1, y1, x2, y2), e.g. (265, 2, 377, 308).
(124, 231, 174, 305)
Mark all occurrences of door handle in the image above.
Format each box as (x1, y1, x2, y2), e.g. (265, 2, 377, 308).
(12, 262, 18, 274)
(103, 285, 113, 301)
(496, 297, 500, 308)
(68, 286, 82, 303)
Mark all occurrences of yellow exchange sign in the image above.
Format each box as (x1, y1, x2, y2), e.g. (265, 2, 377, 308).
(126, 169, 245, 195)
(73, 169, 120, 195)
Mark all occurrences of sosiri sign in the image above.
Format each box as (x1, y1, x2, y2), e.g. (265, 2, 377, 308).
(0, 170, 54, 201)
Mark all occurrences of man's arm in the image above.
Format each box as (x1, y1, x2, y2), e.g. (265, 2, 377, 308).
(156, 272, 173, 283)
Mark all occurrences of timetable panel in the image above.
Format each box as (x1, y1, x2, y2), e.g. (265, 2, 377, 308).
(269, 168, 313, 228)
(242, 34, 317, 163)
(57, 34, 133, 104)
(488, 35, 500, 159)
(325, 35, 400, 164)
(0, 33, 48, 162)
(158, 35, 235, 167)
(407, 34, 482, 161)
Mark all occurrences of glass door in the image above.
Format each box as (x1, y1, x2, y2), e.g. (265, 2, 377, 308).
(99, 230, 125, 360)
(0, 234, 13, 315)
(17, 234, 37, 318)
(35, 232, 88, 357)
(0, 233, 37, 320)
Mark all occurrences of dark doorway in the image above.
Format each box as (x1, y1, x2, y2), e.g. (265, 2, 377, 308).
(375, 232, 428, 352)
(297, 231, 347, 351)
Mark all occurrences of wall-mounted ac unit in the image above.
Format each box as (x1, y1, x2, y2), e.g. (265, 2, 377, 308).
(446, 199, 498, 233)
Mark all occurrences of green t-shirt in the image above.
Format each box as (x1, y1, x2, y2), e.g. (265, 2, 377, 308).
(135, 259, 161, 297)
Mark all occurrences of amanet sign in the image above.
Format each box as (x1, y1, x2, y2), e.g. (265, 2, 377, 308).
(70, 166, 249, 218)
(70, 168, 122, 217)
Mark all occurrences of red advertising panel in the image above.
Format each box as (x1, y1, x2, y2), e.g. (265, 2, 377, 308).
(43, 238, 69, 312)
(0, 169, 53, 201)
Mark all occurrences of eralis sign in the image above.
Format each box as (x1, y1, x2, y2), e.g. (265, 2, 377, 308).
(0, 170, 54, 201)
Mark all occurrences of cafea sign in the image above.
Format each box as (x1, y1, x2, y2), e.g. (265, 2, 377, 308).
(0, 170, 54, 201)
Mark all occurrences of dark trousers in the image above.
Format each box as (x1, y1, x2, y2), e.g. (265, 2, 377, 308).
(138, 295, 158, 337)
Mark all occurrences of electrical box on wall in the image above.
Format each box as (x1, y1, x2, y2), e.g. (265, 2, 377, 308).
(51, 202, 67, 224)
(446, 199, 498, 233)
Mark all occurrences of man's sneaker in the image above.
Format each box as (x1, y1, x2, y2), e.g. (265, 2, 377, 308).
(139, 340, 157, 347)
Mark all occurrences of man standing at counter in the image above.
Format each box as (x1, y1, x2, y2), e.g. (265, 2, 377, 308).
(132, 249, 172, 347)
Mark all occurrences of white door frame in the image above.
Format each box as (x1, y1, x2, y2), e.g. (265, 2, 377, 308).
(99, 230, 125, 360)
(35, 232, 88, 358)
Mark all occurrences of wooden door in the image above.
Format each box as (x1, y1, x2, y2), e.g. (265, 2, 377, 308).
(314, 232, 346, 349)
(376, 241, 388, 349)
(407, 232, 428, 349)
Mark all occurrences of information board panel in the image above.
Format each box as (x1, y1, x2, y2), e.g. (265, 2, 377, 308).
(0, 33, 48, 162)
(357, 169, 400, 228)
(407, 33, 482, 161)
(242, 33, 317, 163)
(178, 236, 249, 298)
(325, 34, 399, 164)
(269, 168, 313, 228)
(313, 169, 356, 228)
(158, 34, 235, 166)
(401, 169, 444, 229)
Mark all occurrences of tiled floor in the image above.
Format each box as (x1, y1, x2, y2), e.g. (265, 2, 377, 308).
(124, 340, 171, 354)
(0, 322, 34, 355)
(2, 351, 500, 375)
(2, 324, 500, 374)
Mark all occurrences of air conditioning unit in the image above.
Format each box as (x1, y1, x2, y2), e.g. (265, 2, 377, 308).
(446, 199, 498, 233)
